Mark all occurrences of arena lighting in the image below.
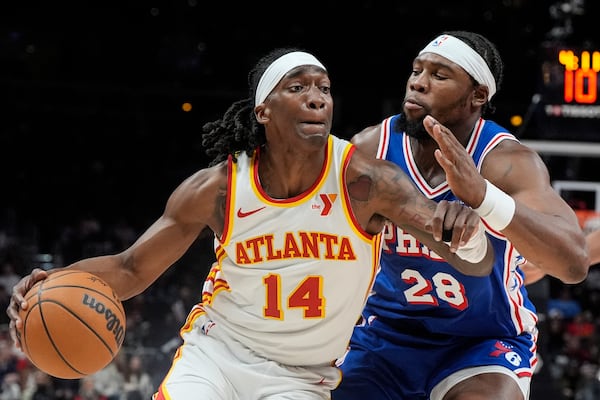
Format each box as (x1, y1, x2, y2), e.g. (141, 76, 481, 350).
(510, 115, 523, 127)
(547, 0, 585, 40)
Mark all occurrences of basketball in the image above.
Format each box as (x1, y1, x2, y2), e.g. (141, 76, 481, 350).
(17, 270, 126, 379)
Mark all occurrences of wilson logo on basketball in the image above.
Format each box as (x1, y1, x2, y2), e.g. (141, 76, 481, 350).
(82, 293, 126, 346)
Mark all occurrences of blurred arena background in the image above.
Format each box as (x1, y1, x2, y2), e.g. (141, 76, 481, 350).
(0, 1, 599, 399)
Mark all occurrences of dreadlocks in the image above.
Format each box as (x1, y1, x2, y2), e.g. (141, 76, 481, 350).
(443, 30, 504, 116)
(201, 47, 304, 167)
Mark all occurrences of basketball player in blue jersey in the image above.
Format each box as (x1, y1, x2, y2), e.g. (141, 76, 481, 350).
(332, 31, 589, 400)
(7, 48, 491, 399)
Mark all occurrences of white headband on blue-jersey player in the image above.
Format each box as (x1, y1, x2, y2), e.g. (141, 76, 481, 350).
(254, 51, 326, 106)
(419, 34, 497, 100)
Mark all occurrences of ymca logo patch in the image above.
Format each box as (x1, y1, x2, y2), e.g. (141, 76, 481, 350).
(311, 193, 338, 216)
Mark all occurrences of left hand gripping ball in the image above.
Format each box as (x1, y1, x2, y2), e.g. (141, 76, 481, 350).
(17, 270, 126, 379)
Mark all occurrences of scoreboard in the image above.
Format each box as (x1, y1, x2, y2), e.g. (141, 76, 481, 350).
(537, 43, 600, 140)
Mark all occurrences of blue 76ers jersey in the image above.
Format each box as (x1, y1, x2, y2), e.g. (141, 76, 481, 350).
(364, 114, 538, 338)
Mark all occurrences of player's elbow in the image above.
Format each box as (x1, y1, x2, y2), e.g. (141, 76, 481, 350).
(561, 252, 591, 284)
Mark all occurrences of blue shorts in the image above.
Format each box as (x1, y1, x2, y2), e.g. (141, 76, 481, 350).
(332, 316, 536, 400)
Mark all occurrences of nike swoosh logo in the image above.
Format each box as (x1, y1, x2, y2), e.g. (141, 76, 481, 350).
(237, 206, 266, 218)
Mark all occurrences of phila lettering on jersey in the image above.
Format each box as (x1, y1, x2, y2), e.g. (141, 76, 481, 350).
(190, 135, 381, 366)
(364, 114, 538, 340)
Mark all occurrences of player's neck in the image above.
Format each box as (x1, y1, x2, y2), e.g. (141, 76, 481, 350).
(258, 147, 326, 199)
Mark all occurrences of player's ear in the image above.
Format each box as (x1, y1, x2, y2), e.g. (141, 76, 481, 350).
(472, 86, 488, 107)
(255, 104, 270, 124)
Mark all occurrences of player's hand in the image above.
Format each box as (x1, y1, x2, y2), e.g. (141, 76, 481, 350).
(427, 200, 481, 253)
(6, 268, 49, 349)
(423, 115, 487, 208)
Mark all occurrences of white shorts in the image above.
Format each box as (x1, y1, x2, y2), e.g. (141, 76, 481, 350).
(155, 318, 340, 400)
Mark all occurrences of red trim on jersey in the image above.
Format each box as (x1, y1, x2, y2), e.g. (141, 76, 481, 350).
(403, 135, 449, 197)
(503, 243, 538, 334)
(465, 118, 484, 154)
(342, 145, 373, 239)
(376, 117, 393, 159)
(516, 370, 533, 378)
(480, 218, 506, 237)
(504, 244, 525, 332)
(153, 386, 166, 400)
(481, 133, 515, 157)
(219, 154, 236, 244)
(253, 137, 332, 204)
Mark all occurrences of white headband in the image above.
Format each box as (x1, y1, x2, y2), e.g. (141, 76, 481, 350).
(254, 51, 326, 106)
(419, 34, 496, 100)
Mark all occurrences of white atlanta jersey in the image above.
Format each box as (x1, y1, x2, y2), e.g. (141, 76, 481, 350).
(186, 135, 381, 366)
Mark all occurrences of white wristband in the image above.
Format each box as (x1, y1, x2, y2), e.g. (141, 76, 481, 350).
(474, 180, 516, 231)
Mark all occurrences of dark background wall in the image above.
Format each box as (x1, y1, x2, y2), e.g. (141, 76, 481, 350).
(1, 0, 598, 249)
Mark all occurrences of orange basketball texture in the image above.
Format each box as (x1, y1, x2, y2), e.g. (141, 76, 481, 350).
(17, 270, 126, 379)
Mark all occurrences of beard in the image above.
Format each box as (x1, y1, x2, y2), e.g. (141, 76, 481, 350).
(392, 113, 432, 141)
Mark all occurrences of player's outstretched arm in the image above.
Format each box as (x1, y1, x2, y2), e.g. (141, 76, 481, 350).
(424, 115, 589, 284)
(347, 150, 493, 276)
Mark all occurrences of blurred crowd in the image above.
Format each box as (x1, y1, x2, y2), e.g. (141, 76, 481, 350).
(544, 268, 600, 399)
(0, 208, 213, 399)
(1, 208, 600, 400)
(0, 336, 156, 400)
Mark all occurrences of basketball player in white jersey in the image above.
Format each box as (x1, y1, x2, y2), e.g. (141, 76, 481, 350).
(7, 48, 492, 399)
